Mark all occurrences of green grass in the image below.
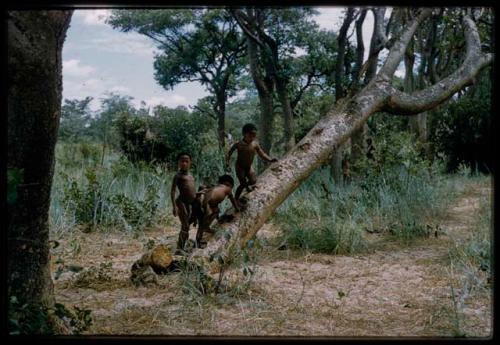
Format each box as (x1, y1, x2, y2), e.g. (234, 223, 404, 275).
(49, 142, 174, 236)
(273, 162, 462, 254)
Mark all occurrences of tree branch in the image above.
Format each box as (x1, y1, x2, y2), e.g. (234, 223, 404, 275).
(383, 15, 493, 115)
(230, 9, 267, 49)
(376, 8, 432, 82)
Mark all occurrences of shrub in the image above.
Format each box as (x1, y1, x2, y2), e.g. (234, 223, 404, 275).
(429, 96, 492, 174)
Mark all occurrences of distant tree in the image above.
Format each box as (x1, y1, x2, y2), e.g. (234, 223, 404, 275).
(108, 9, 246, 149)
(231, 7, 321, 152)
(58, 97, 93, 141)
(88, 93, 136, 164)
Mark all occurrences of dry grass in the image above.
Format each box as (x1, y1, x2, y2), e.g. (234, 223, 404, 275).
(50, 178, 492, 337)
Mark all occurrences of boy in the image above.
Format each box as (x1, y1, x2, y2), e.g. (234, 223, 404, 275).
(171, 152, 198, 253)
(226, 123, 278, 202)
(196, 174, 240, 248)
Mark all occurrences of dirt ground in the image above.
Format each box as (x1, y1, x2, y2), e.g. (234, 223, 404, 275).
(51, 179, 492, 337)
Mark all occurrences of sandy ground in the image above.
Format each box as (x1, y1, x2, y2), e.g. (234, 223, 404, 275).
(51, 180, 492, 337)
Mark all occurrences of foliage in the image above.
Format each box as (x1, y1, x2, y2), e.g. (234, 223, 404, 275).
(8, 297, 53, 335)
(153, 105, 216, 168)
(58, 163, 160, 233)
(8, 296, 92, 335)
(58, 97, 94, 142)
(428, 71, 492, 174)
(108, 9, 246, 127)
(114, 111, 170, 164)
(87, 93, 136, 150)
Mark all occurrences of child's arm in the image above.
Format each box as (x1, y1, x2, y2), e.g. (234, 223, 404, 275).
(225, 142, 238, 168)
(170, 175, 178, 216)
(256, 143, 278, 163)
(228, 192, 240, 212)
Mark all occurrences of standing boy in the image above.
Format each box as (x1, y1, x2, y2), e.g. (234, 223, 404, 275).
(171, 153, 197, 253)
(226, 123, 278, 201)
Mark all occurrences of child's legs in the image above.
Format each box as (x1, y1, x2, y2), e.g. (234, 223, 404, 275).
(246, 168, 257, 191)
(196, 206, 218, 245)
(176, 199, 191, 249)
(235, 165, 249, 200)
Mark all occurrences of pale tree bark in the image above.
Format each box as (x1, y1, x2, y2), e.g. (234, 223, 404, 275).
(190, 9, 492, 269)
(8, 10, 73, 333)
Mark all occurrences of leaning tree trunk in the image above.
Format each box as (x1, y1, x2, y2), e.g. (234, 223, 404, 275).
(8, 10, 73, 333)
(190, 10, 492, 270)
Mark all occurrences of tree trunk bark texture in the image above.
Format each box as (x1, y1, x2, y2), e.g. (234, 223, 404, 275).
(8, 10, 72, 331)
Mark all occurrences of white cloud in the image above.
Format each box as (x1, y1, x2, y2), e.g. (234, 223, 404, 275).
(63, 59, 96, 78)
(110, 85, 131, 94)
(144, 95, 188, 108)
(314, 7, 345, 31)
(76, 10, 112, 26)
(86, 33, 160, 59)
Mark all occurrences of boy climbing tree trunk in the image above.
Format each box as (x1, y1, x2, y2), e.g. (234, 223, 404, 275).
(8, 10, 73, 334)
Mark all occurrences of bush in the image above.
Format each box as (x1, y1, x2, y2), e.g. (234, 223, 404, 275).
(274, 122, 455, 251)
(115, 112, 170, 165)
(429, 96, 492, 174)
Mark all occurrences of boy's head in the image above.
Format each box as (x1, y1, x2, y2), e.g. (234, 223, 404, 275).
(218, 174, 234, 188)
(177, 152, 192, 171)
(242, 123, 257, 142)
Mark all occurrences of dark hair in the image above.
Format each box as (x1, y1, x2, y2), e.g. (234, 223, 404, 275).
(218, 174, 234, 186)
(242, 123, 257, 134)
(177, 152, 192, 161)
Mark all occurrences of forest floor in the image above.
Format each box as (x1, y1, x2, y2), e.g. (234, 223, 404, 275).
(51, 177, 492, 337)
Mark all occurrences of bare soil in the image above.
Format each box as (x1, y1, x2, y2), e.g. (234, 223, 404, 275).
(51, 178, 492, 337)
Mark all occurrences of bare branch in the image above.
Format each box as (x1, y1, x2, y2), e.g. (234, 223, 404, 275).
(376, 8, 432, 82)
(383, 15, 493, 115)
(230, 8, 267, 49)
(192, 105, 217, 120)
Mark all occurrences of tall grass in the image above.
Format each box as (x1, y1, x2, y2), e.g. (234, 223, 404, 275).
(273, 161, 457, 254)
(49, 142, 174, 236)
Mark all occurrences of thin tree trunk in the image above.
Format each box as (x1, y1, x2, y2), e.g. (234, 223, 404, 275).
(351, 124, 367, 166)
(331, 8, 355, 182)
(276, 78, 295, 152)
(216, 94, 226, 150)
(246, 33, 275, 172)
(8, 10, 73, 333)
(350, 8, 368, 170)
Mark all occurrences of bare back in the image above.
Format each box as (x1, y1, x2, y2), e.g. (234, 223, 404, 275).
(205, 184, 232, 209)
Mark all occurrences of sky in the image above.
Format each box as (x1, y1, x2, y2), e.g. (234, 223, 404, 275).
(62, 8, 390, 112)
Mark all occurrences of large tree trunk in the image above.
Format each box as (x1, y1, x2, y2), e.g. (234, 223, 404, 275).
(8, 10, 73, 333)
(190, 10, 491, 269)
